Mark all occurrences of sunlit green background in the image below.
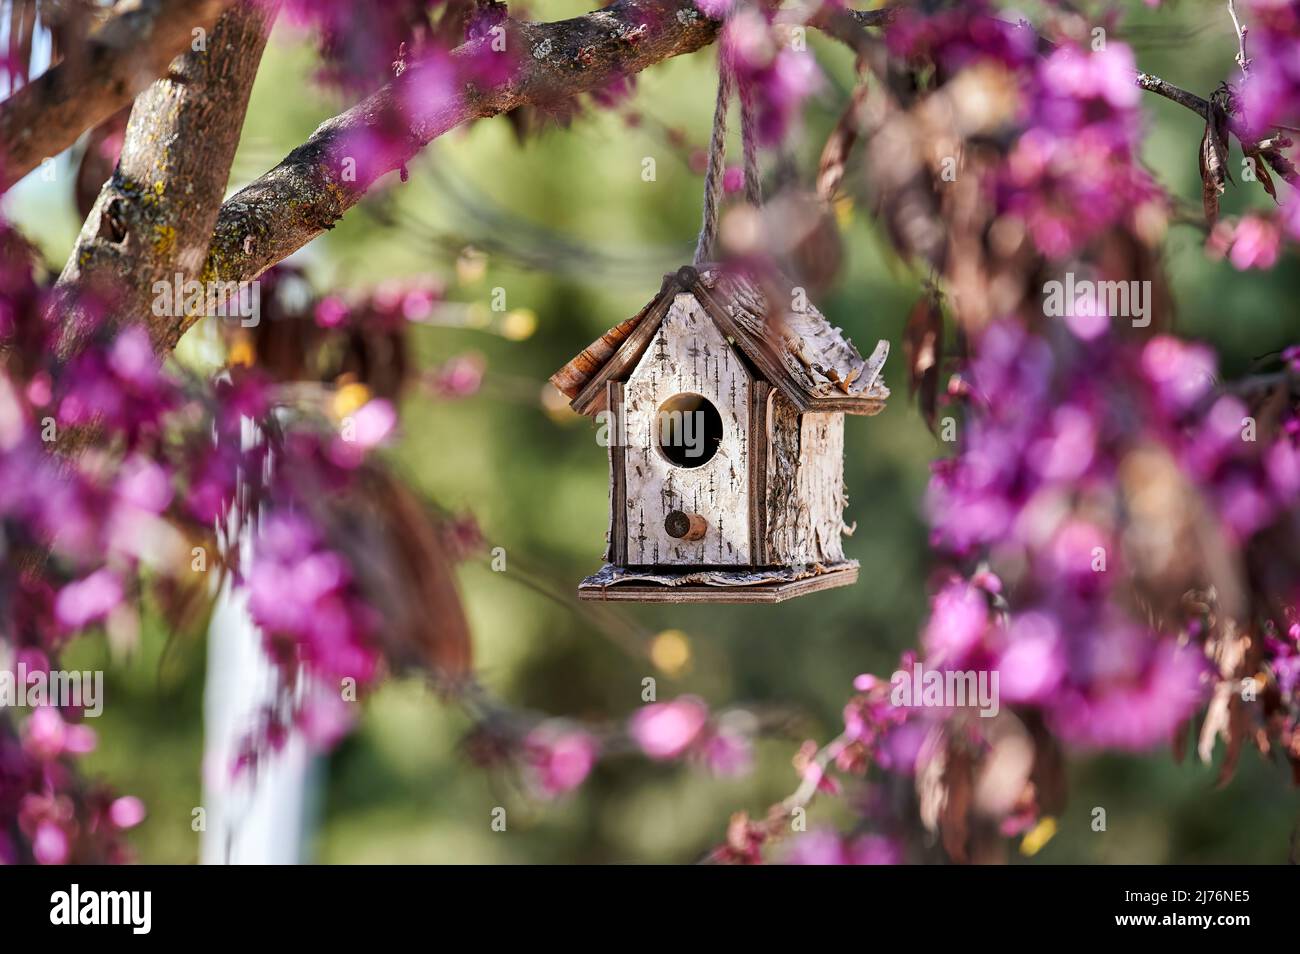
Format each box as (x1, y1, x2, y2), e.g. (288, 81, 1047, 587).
(7, 0, 1298, 863)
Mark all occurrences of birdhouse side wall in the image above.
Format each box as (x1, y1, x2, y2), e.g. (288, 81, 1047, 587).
(620, 293, 752, 566)
(765, 392, 848, 565)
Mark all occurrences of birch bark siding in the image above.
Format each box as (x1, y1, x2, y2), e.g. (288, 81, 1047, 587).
(621, 293, 752, 566)
(765, 392, 848, 564)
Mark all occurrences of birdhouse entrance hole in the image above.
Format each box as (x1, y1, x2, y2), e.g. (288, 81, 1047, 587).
(654, 393, 723, 468)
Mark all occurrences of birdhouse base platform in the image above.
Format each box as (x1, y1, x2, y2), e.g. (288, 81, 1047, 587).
(577, 561, 859, 604)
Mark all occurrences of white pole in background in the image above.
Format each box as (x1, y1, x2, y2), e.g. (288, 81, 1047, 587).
(199, 415, 320, 864)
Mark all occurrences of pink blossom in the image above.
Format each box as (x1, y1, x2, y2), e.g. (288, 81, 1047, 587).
(1039, 43, 1138, 112)
(886, 3, 1037, 72)
(23, 708, 98, 760)
(315, 295, 349, 328)
(723, 10, 822, 143)
(350, 398, 396, 448)
(1141, 336, 1217, 414)
(1236, 1, 1300, 139)
(701, 727, 752, 776)
(525, 725, 599, 797)
(1046, 520, 1111, 589)
(1283, 193, 1300, 240)
(31, 822, 69, 865)
(783, 829, 846, 864)
(922, 580, 989, 665)
(785, 829, 903, 865)
(693, 0, 732, 19)
(115, 455, 174, 514)
(22, 707, 70, 760)
(999, 41, 1158, 258)
(629, 696, 709, 759)
(296, 694, 356, 748)
(399, 51, 458, 134)
(1266, 440, 1300, 497)
(875, 720, 929, 774)
(722, 165, 744, 195)
(852, 673, 880, 692)
(63, 724, 97, 755)
(330, 398, 397, 467)
(848, 834, 905, 865)
(429, 353, 485, 398)
(1031, 405, 1096, 482)
(108, 796, 147, 830)
(107, 326, 159, 388)
(246, 509, 379, 691)
(1216, 475, 1275, 540)
(462, 4, 519, 88)
(995, 613, 1066, 703)
(54, 569, 123, 631)
(401, 286, 438, 322)
(1227, 215, 1282, 271)
(1050, 639, 1207, 750)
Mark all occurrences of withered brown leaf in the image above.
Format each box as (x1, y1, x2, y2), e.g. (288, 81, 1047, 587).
(1199, 94, 1232, 226)
(916, 726, 973, 863)
(1261, 142, 1298, 187)
(1025, 711, 1068, 815)
(817, 77, 869, 203)
(1244, 147, 1278, 202)
(350, 466, 474, 683)
(940, 744, 974, 863)
(902, 292, 944, 431)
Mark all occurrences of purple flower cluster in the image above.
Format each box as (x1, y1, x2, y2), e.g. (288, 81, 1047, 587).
(0, 224, 407, 855)
(0, 709, 144, 864)
(629, 694, 754, 776)
(890, 5, 1163, 259)
(722, 8, 821, 145)
(56, 326, 178, 440)
(464, 694, 760, 805)
(246, 510, 381, 686)
(1207, 214, 1285, 270)
(783, 829, 904, 865)
(276, 0, 442, 92)
(1000, 42, 1161, 259)
(886, 1, 1037, 75)
(523, 723, 599, 798)
(925, 319, 1299, 752)
(1236, 0, 1300, 140)
(1144, 335, 1300, 541)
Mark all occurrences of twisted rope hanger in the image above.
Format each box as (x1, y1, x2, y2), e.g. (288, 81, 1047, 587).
(692, 46, 763, 266)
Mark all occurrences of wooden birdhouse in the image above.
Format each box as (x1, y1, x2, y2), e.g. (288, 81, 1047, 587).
(551, 264, 889, 603)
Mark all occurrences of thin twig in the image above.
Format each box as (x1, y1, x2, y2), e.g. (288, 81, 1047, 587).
(781, 731, 851, 812)
(1136, 71, 1211, 116)
(1227, 0, 1250, 78)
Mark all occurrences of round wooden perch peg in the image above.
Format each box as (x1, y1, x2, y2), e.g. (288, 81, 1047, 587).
(664, 510, 708, 541)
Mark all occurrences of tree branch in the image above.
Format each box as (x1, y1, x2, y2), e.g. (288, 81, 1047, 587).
(804, 3, 894, 55)
(1136, 71, 1211, 117)
(54, 0, 278, 359)
(151, 0, 1281, 355)
(178, 0, 719, 348)
(1227, 0, 1250, 79)
(0, 0, 235, 191)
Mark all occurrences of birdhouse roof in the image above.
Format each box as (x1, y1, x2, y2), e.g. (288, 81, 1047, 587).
(550, 265, 890, 417)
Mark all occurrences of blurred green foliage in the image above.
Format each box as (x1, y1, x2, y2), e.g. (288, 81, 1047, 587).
(13, 0, 1299, 863)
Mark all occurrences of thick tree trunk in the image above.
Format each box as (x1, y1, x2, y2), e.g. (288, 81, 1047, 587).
(54, 0, 276, 359)
(0, 0, 236, 191)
